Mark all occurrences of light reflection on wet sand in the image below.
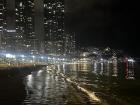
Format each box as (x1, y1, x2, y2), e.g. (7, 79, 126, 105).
(23, 61, 138, 105)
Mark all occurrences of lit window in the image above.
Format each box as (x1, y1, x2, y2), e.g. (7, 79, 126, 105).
(53, 11, 56, 14)
(15, 8, 18, 11)
(44, 22, 48, 24)
(20, 2, 23, 7)
(62, 10, 64, 12)
(44, 4, 47, 7)
(16, 13, 19, 15)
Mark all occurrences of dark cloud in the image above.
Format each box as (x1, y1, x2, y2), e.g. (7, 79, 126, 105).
(65, 0, 112, 44)
(65, 0, 111, 13)
(65, 0, 139, 56)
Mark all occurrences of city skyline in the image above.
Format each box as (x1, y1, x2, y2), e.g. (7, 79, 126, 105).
(0, 0, 139, 57)
(0, 1, 139, 105)
(0, 0, 75, 56)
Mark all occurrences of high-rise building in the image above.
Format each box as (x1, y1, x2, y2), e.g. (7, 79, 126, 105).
(1, 0, 23, 53)
(0, 0, 7, 52)
(15, 0, 25, 53)
(1, 0, 69, 56)
(15, 0, 38, 55)
(64, 33, 76, 56)
(6, 0, 17, 53)
(44, 0, 65, 56)
(34, 0, 44, 55)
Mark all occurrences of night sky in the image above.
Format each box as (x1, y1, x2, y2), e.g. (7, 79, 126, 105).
(65, 0, 139, 56)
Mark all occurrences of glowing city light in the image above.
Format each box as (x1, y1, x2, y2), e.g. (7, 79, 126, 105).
(20, 2, 23, 7)
(32, 55, 35, 58)
(7, 30, 16, 32)
(5, 54, 16, 59)
(41, 56, 44, 59)
(21, 55, 25, 58)
(100, 58, 103, 61)
(48, 57, 51, 60)
(128, 58, 135, 62)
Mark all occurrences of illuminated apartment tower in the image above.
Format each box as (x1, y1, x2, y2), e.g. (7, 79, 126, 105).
(44, 0, 65, 55)
(34, 0, 44, 55)
(0, 0, 16, 53)
(0, 0, 22, 53)
(15, 0, 38, 55)
(0, 0, 7, 51)
(6, 0, 17, 53)
(15, 0, 25, 53)
(64, 33, 76, 56)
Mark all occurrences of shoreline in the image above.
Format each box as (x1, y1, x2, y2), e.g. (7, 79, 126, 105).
(0, 64, 46, 77)
(0, 63, 46, 70)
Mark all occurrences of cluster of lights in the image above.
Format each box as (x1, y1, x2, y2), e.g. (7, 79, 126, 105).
(0, 53, 66, 62)
(128, 58, 135, 62)
(5, 54, 16, 59)
(1, 0, 65, 56)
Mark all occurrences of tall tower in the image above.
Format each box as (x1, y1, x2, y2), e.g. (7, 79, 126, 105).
(0, 0, 7, 52)
(64, 33, 76, 56)
(15, 0, 38, 55)
(15, 0, 25, 53)
(44, 0, 65, 56)
(34, 0, 44, 55)
(6, 0, 16, 53)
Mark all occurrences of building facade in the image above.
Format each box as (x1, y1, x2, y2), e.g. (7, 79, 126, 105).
(44, 0, 65, 56)
(0, 0, 75, 57)
(0, 0, 7, 52)
(34, 0, 44, 55)
(15, 0, 39, 55)
(64, 33, 76, 56)
(6, 0, 17, 53)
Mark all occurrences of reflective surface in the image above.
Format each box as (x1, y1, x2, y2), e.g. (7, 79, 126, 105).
(23, 61, 140, 105)
(0, 61, 140, 105)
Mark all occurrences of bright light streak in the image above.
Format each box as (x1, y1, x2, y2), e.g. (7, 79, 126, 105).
(20, 2, 23, 7)
(128, 58, 135, 62)
(83, 53, 86, 57)
(7, 30, 16, 32)
(21, 55, 25, 58)
(94, 62, 97, 69)
(93, 52, 97, 54)
(48, 57, 51, 60)
(41, 56, 44, 59)
(6, 54, 12, 58)
(37, 70, 43, 76)
(100, 58, 103, 61)
(6, 54, 16, 58)
(27, 74, 33, 88)
(59, 72, 101, 103)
